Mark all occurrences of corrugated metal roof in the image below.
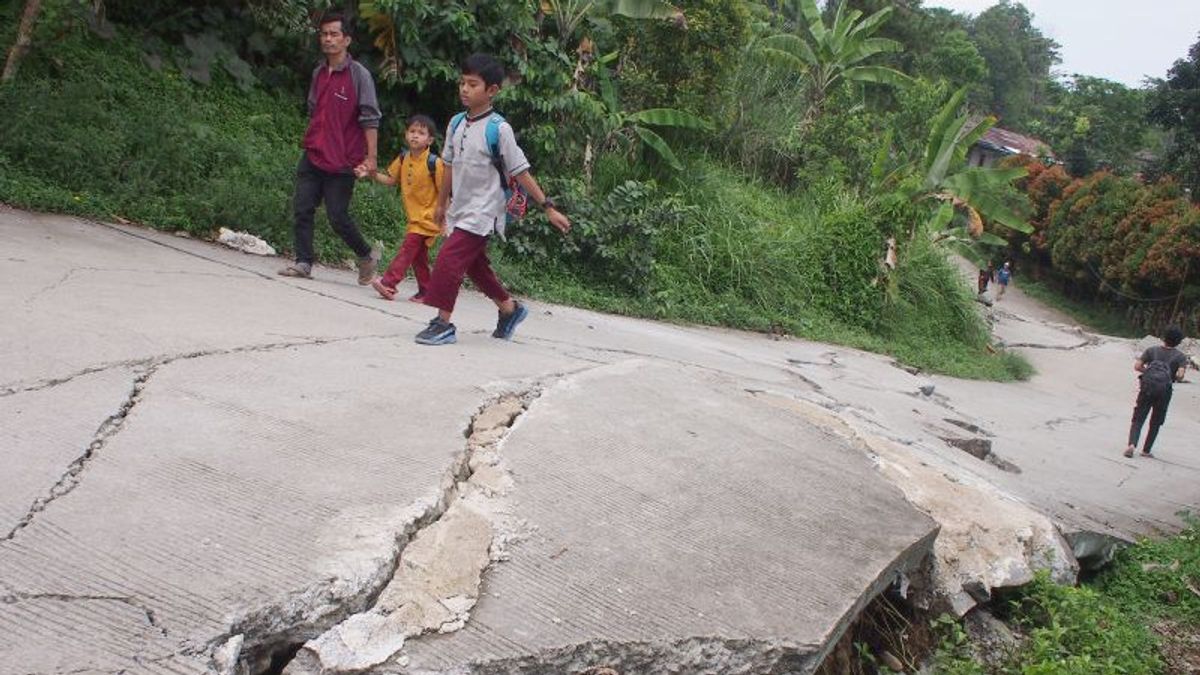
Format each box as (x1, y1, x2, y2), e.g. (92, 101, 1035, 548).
(978, 127, 1053, 157)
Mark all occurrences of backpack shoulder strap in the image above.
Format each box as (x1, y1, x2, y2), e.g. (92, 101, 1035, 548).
(485, 114, 505, 172)
(426, 152, 439, 177)
(449, 112, 468, 139)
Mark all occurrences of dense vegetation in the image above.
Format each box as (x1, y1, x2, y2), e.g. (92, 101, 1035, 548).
(933, 517, 1200, 674)
(2, 0, 1197, 371)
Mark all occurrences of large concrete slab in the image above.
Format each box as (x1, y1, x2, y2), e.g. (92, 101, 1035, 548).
(0, 338, 582, 673)
(2, 207, 1197, 672)
(395, 362, 937, 673)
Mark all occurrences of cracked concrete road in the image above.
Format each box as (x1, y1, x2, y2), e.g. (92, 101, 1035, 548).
(2, 207, 1197, 674)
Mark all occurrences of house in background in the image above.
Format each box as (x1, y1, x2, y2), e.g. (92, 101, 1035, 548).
(967, 126, 1054, 167)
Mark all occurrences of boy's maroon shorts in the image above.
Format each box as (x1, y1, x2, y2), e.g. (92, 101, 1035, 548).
(422, 228, 510, 314)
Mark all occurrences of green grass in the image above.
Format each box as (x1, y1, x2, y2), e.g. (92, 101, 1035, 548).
(933, 517, 1200, 674)
(1095, 516, 1200, 626)
(0, 27, 407, 265)
(1017, 277, 1144, 339)
(501, 159, 1033, 382)
(0, 28, 1030, 382)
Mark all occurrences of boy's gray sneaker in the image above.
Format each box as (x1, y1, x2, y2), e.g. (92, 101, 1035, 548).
(415, 318, 457, 345)
(357, 248, 380, 285)
(492, 301, 529, 340)
(279, 262, 312, 278)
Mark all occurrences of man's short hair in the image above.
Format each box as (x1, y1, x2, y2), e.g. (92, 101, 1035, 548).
(319, 12, 351, 38)
(406, 114, 437, 136)
(1164, 325, 1185, 348)
(461, 53, 504, 88)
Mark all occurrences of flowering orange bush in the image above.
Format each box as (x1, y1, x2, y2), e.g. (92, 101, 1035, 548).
(1007, 161, 1200, 331)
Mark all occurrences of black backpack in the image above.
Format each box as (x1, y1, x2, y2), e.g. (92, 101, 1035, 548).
(1140, 359, 1173, 398)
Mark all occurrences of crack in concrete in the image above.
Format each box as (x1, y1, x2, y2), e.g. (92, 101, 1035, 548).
(1041, 413, 1104, 430)
(24, 268, 81, 307)
(0, 332, 407, 398)
(3, 591, 167, 637)
(1004, 339, 1098, 351)
(198, 375, 579, 674)
(280, 390, 542, 674)
(1, 333, 409, 545)
(23, 266, 252, 307)
(1, 364, 155, 544)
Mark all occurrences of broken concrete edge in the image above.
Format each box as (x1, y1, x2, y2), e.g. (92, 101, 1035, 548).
(748, 389, 1083, 618)
(1064, 529, 1132, 572)
(804, 529, 941, 674)
(399, 635, 829, 675)
(206, 389, 541, 674)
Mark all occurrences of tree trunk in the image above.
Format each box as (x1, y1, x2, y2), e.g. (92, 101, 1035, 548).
(2, 0, 44, 83)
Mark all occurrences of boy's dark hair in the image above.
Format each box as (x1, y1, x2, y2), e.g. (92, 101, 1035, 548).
(406, 114, 437, 136)
(318, 12, 351, 38)
(1164, 325, 1185, 348)
(461, 53, 504, 88)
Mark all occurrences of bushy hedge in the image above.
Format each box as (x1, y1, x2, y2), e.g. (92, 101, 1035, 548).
(1004, 157, 1200, 333)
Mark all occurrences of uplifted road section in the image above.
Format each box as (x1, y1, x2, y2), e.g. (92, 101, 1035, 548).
(1, 208, 1195, 674)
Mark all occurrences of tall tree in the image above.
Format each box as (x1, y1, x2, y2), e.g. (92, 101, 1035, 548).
(758, 0, 911, 124)
(2, 0, 44, 83)
(1034, 75, 1148, 176)
(1148, 34, 1200, 200)
(967, 1, 1059, 131)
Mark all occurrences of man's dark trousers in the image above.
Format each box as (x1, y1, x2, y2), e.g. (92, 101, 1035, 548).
(292, 153, 372, 265)
(1128, 388, 1172, 453)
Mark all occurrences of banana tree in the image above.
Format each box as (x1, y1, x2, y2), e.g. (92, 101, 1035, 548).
(918, 88, 1032, 258)
(592, 61, 711, 173)
(757, 0, 911, 124)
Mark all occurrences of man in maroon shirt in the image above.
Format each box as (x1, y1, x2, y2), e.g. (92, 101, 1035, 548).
(279, 12, 381, 284)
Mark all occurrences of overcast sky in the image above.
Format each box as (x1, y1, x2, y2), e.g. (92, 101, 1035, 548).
(922, 1, 1200, 88)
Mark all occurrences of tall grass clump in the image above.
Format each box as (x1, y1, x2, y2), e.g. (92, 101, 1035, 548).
(0, 28, 403, 263)
(883, 235, 1032, 380)
(656, 160, 884, 332)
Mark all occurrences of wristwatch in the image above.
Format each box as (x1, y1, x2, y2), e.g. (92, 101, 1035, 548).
(541, 197, 557, 211)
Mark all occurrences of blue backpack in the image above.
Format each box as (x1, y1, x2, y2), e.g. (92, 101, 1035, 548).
(448, 111, 528, 224)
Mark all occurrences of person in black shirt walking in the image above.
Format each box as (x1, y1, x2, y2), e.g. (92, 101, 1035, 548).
(1124, 325, 1189, 458)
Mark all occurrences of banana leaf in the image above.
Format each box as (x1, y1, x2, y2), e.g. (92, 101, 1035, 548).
(634, 125, 682, 170)
(628, 108, 712, 130)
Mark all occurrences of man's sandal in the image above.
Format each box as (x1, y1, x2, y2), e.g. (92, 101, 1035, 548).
(278, 264, 312, 279)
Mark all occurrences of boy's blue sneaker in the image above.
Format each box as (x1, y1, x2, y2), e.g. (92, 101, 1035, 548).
(415, 318, 457, 345)
(492, 302, 529, 340)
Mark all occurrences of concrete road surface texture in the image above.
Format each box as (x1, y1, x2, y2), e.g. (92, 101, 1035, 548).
(2, 207, 1197, 674)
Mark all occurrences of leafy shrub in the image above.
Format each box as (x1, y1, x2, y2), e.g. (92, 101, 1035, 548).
(1012, 166, 1200, 333)
(502, 176, 688, 294)
(614, 0, 751, 114)
(0, 28, 405, 263)
(933, 572, 1162, 674)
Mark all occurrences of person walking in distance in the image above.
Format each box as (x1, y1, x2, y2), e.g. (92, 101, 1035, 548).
(279, 12, 381, 283)
(995, 261, 1012, 300)
(1124, 325, 1189, 458)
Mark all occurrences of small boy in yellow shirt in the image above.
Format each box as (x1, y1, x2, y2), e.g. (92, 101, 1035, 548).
(364, 114, 445, 302)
